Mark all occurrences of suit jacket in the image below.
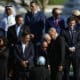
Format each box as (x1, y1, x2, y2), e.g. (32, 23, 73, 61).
(24, 11, 45, 43)
(7, 24, 25, 46)
(48, 36, 65, 66)
(46, 16, 65, 34)
(14, 41, 34, 71)
(0, 46, 9, 79)
(24, 11, 45, 35)
(36, 45, 49, 66)
(30, 66, 50, 80)
(61, 27, 80, 57)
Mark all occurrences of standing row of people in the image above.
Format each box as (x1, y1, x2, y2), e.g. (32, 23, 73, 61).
(0, 1, 80, 80)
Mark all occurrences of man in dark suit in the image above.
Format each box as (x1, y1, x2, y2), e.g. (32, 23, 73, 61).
(62, 17, 80, 80)
(7, 15, 28, 78)
(48, 27, 65, 80)
(13, 31, 34, 80)
(46, 8, 65, 34)
(24, 1, 45, 45)
(36, 40, 49, 68)
(7, 15, 24, 46)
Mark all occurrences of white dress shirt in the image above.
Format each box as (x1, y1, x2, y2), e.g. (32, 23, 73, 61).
(16, 26, 21, 37)
(22, 43, 26, 54)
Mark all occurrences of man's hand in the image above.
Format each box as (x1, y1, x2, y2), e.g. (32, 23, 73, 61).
(69, 47, 75, 52)
(20, 61, 27, 68)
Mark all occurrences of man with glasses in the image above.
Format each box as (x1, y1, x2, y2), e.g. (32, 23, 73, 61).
(46, 8, 65, 34)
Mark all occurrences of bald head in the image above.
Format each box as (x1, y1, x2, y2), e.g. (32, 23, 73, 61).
(48, 28, 58, 39)
(43, 33, 51, 44)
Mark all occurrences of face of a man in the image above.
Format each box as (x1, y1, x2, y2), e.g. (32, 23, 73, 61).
(41, 41, 48, 51)
(44, 35, 51, 44)
(49, 28, 56, 36)
(68, 20, 76, 28)
(53, 9, 61, 19)
(30, 3, 37, 12)
(16, 17, 23, 26)
(6, 7, 12, 16)
(48, 28, 58, 39)
(22, 34, 30, 44)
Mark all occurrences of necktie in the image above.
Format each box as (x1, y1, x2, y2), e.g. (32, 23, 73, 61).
(70, 30, 73, 40)
(54, 19, 59, 27)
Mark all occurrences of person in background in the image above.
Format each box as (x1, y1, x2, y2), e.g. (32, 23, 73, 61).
(46, 8, 65, 34)
(24, 1, 45, 45)
(76, 15, 80, 30)
(30, 56, 50, 80)
(62, 17, 80, 80)
(42, 33, 51, 44)
(7, 15, 24, 78)
(0, 6, 16, 35)
(0, 37, 9, 80)
(13, 31, 34, 80)
(48, 27, 65, 80)
(36, 40, 49, 69)
(7, 15, 24, 46)
(71, 10, 80, 19)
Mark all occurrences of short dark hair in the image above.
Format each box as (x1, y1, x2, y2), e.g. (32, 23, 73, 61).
(30, 1, 38, 5)
(22, 31, 30, 37)
(15, 15, 23, 20)
(52, 8, 59, 14)
(67, 17, 76, 24)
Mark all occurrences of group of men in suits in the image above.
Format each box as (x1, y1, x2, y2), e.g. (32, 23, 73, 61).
(0, 1, 80, 80)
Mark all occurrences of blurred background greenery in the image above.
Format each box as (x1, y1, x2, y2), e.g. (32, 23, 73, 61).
(3, 0, 66, 5)
(49, 0, 66, 5)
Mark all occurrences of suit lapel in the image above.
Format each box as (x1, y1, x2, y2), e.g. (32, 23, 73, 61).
(17, 42, 23, 56)
(72, 30, 76, 43)
(14, 25, 18, 38)
(68, 30, 72, 41)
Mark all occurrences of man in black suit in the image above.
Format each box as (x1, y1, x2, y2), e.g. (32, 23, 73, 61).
(13, 31, 34, 80)
(7, 15, 24, 46)
(7, 15, 30, 78)
(36, 40, 49, 68)
(48, 28, 65, 80)
(62, 17, 80, 80)
(24, 1, 45, 45)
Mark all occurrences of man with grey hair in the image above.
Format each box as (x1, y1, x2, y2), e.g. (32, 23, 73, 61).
(42, 33, 51, 44)
(48, 27, 65, 80)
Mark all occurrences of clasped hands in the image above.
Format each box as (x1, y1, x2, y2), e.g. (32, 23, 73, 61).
(20, 60, 29, 68)
(69, 47, 75, 52)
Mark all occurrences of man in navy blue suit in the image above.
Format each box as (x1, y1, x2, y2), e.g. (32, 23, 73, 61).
(46, 8, 65, 34)
(13, 31, 34, 80)
(24, 1, 45, 45)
